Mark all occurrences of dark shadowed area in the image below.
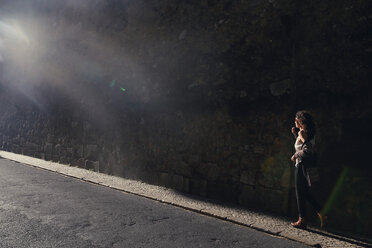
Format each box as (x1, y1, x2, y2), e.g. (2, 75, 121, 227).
(0, 0, 371, 237)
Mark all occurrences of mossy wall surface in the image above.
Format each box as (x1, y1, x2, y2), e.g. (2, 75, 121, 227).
(0, 0, 371, 236)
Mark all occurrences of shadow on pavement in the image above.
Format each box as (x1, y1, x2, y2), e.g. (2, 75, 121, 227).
(306, 227, 372, 248)
(172, 188, 372, 248)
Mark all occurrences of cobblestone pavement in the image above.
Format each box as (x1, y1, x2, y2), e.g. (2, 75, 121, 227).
(0, 151, 370, 248)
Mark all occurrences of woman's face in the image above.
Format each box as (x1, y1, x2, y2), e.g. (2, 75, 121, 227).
(295, 118, 302, 129)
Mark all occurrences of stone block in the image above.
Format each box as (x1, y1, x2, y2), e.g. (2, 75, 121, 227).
(52, 155, 60, 162)
(44, 143, 53, 154)
(224, 154, 240, 167)
(207, 165, 221, 182)
(76, 158, 85, 168)
(45, 154, 52, 161)
(23, 150, 34, 156)
(93, 161, 100, 172)
(54, 144, 62, 155)
(172, 174, 184, 191)
(189, 179, 200, 195)
(207, 181, 220, 199)
(84, 145, 98, 160)
(77, 146, 84, 157)
(280, 168, 291, 188)
(112, 162, 124, 178)
(39, 152, 46, 160)
(200, 180, 207, 197)
(143, 172, 158, 185)
(269, 79, 291, 96)
(176, 144, 188, 152)
(172, 161, 192, 177)
(59, 148, 67, 157)
(47, 134, 54, 143)
(253, 146, 265, 154)
(196, 163, 220, 181)
(66, 148, 73, 157)
(209, 182, 239, 203)
(183, 177, 190, 193)
(34, 153, 42, 159)
(158, 172, 172, 187)
(186, 154, 200, 167)
(229, 168, 241, 183)
(240, 170, 256, 185)
(238, 185, 257, 207)
(255, 187, 287, 214)
(25, 142, 39, 153)
(60, 157, 71, 165)
(85, 160, 99, 172)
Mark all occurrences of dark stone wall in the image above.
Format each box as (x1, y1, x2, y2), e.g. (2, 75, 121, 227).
(0, 0, 371, 236)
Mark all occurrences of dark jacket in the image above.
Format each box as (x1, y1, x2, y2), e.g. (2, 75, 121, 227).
(293, 131, 316, 186)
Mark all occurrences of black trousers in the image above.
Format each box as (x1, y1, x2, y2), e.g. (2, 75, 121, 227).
(295, 164, 321, 218)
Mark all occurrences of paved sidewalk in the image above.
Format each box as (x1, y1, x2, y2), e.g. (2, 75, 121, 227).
(0, 151, 369, 248)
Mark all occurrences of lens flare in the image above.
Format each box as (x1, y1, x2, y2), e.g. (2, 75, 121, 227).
(0, 20, 32, 67)
(0, 20, 30, 46)
(321, 167, 349, 215)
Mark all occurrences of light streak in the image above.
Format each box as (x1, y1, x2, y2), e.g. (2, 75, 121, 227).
(321, 167, 349, 215)
(0, 20, 30, 46)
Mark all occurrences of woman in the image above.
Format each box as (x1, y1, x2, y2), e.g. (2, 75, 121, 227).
(290, 110, 326, 229)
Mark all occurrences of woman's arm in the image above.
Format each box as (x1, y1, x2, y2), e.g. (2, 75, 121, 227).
(291, 127, 299, 138)
(294, 141, 312, 160)
(293, 131, 311, 160)
(298, 130, 307, 143)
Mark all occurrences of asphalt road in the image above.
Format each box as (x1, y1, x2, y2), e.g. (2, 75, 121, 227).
(0, 158, 309, 248)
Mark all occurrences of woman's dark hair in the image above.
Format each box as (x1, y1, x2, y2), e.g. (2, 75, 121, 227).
(295, 110, 316, 141)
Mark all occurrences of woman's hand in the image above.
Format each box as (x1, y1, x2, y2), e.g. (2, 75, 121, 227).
(291, 154, 296, 162)
(291, 127, 297, 135)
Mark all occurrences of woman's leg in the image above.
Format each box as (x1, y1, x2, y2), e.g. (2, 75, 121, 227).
(295, 166, 307, 218)
(302, 181, 327, 227)
(305, 190, 321, 213)
(301, 165, 321, 213)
